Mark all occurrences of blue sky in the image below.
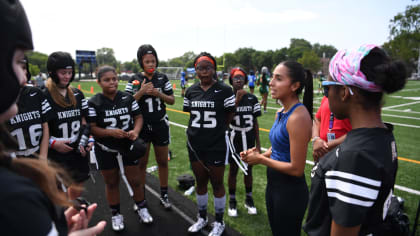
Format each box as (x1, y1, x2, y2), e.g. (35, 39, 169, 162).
(20, 0, 414, 62)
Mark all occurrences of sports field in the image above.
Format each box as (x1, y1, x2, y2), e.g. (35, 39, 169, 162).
(73, 79, 420, 235)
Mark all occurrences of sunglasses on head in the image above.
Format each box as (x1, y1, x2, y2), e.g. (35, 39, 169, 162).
(321, 81, 354, 97)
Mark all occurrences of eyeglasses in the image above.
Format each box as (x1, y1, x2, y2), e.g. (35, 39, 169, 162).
(196, 65, 214, 72)
(232, 76, 245, 81)
(321, 81, 354, 97)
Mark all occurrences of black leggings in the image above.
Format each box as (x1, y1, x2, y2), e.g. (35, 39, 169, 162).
(265, 167, 308, 236)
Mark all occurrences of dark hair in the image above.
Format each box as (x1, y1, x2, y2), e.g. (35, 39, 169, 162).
(280, 61, 313, 119)
(137, 44, 158, 69)
(359, 47, 407, 108)
(23, 55, 31, 82)
(97, 65, 116, 81)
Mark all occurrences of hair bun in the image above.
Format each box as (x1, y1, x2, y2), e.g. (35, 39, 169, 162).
(373, 61, 407, 93)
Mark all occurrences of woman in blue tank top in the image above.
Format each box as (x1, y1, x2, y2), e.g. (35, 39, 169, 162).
(241, 61, 313, 236)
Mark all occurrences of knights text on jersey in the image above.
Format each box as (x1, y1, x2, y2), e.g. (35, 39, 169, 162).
(304, 125, 398, 235)
(87, 91, 141, 150)
(183, 81, 235, 151)
(6, 86, 55, 154)
(230, 93, 261, 129)
(44, 88, 89, 155)
(125, 71, 173, 123)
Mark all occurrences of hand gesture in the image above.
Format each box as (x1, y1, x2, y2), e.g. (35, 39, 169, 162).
(111, 129, 128, 139)
(53, 140, 73, 153)
(66, 203, 106, 236)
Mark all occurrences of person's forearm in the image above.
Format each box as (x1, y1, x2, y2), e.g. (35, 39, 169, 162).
(39, 123, 49, 161)
(158, 92, 175, 105)
(312, 119, 320, 138)
(90, 125, 113, 138)
(327, 134, 347, 150)
(132, 115, 143, 135)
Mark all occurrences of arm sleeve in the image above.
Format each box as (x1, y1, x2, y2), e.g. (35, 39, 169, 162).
(326, 150, 382, 227)
(86, 99, 98, 124)
(39, 92, 56, 123)
(163, 75, 174, 95)
(125, 76, 135, 94)
(252, 96, 262, 117)
(183, 88, 191, 112)
(223, 87, 235, 113)
(130, 97, 142, 117)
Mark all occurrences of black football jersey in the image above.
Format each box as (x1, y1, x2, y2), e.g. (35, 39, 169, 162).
(183, 81, 235, 151)
(304, 124, 398, 235)
(6, 86, 55, 154)
(87, 91, 142, 150)
(44, 88, 88, 156)
(230, 93, 261, 129)
(125, 71, 173, 123)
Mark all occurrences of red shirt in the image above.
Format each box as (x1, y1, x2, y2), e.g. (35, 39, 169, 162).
(315, 96, 352, 142)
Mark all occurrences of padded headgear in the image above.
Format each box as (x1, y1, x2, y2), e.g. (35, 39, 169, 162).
(0, 0, 33, 114)
(137, 44, 159, 70)
(124, 138, 146, 162)
(229, 67, 248, 85)
(176, 174, 195, 190)
(47, 51, 75, 86)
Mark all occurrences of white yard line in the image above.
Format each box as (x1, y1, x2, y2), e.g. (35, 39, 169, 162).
(383, 101, 420, 109)
(168, 121, 420, 196)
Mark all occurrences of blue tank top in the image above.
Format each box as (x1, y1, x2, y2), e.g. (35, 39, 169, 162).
(269, 103, 303, 162)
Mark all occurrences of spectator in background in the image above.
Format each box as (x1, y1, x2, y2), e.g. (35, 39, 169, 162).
(35, 72, 45, 89)
(180, 70, 186, 97)
(312, 96, 352, 162)
(248, 69, 256, 94)
(258, 66, 270, 113)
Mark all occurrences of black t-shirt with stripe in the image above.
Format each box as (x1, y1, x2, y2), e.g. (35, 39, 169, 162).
(230, 93, 261, 129)
(87, 91, 142, 150)
(304, 124, 398, 235)
(125, 71, 173, 123)
(43, 88, 89, 157)
(183, 81, 235, 151)
(6, 86, 55, 153)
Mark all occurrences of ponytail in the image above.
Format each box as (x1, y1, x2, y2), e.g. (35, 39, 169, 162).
(303, 70, 313, 119)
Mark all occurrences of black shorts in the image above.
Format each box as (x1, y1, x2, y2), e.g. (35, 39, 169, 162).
(249, 85, 255, 89)
(94, 144, 140, 170)
(49, 152, 90, 183)
(228, 130, 256, 164)
(187, 145, 229, 167)
(140, 115, 170, 146)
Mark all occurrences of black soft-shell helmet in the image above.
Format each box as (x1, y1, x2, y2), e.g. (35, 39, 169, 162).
(0, 0, 33, 114)
(47, 52, 75, 86)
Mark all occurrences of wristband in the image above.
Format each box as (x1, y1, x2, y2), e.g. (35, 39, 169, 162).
(51, 140, 56, 149)
(311, 136, 320, 144)
(49, 137, 56, 148)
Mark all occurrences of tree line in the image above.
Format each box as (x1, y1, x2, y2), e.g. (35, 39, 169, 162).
(27, 3, 419, 78)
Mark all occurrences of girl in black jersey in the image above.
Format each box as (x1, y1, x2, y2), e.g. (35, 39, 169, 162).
(0, 1, 105, 235)
(6, 56, 55, 160)
(124, 44, 175, 221)
(44, 51, 91, 200)
(304, 45, 407, 236)
(88, 65, 146, 231)
(183, 52, 236, 236)
(226, 67, 261, 218)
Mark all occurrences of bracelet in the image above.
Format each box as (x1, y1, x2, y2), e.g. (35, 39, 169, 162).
(51, 140, 56, 149)
(311, 136, 320, 144)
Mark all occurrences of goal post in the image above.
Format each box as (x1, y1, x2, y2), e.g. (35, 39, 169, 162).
(157, 67, 184, 80)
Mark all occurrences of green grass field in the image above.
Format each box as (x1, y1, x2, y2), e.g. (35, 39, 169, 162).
(73, 79, 420, 235)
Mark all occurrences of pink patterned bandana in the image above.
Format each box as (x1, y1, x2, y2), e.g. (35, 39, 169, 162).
(329, 44, 382, 92)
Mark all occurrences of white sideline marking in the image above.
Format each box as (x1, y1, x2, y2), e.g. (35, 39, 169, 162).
(381, 113, 420, 121)
(383, 101, 420, 109)
(168, 121, 420, 196)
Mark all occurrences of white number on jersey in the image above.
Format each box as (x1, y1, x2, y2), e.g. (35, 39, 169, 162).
(58, 120, 80, 139)
(145, 97, 162, 113)
(191, 111, 217, 128)
(104, 114, 131, 131)
(10, 124, 43, 150)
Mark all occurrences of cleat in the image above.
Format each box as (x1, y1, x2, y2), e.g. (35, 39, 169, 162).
(245, 197, 257, 215)
(160, 194, 172, 210)
(138, 207, 153, 224)
(111, 214, 124, 231)
(208, 221, 225, 236)
(133, 203, 138, 212)
(228, 199, 238, 217)
(188, 215, 208, 233)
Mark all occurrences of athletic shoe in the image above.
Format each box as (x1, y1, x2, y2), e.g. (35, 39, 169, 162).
(133, 203, 138, 212)
(111, 214, 124, 231)
(245, 197, 257, 215)
(188, 215, 208, 233)
(138, 207, 153, 224)
(160, 194, 172, 209)
(208, 221, 225, 236)
(228, 199, 237, 217)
